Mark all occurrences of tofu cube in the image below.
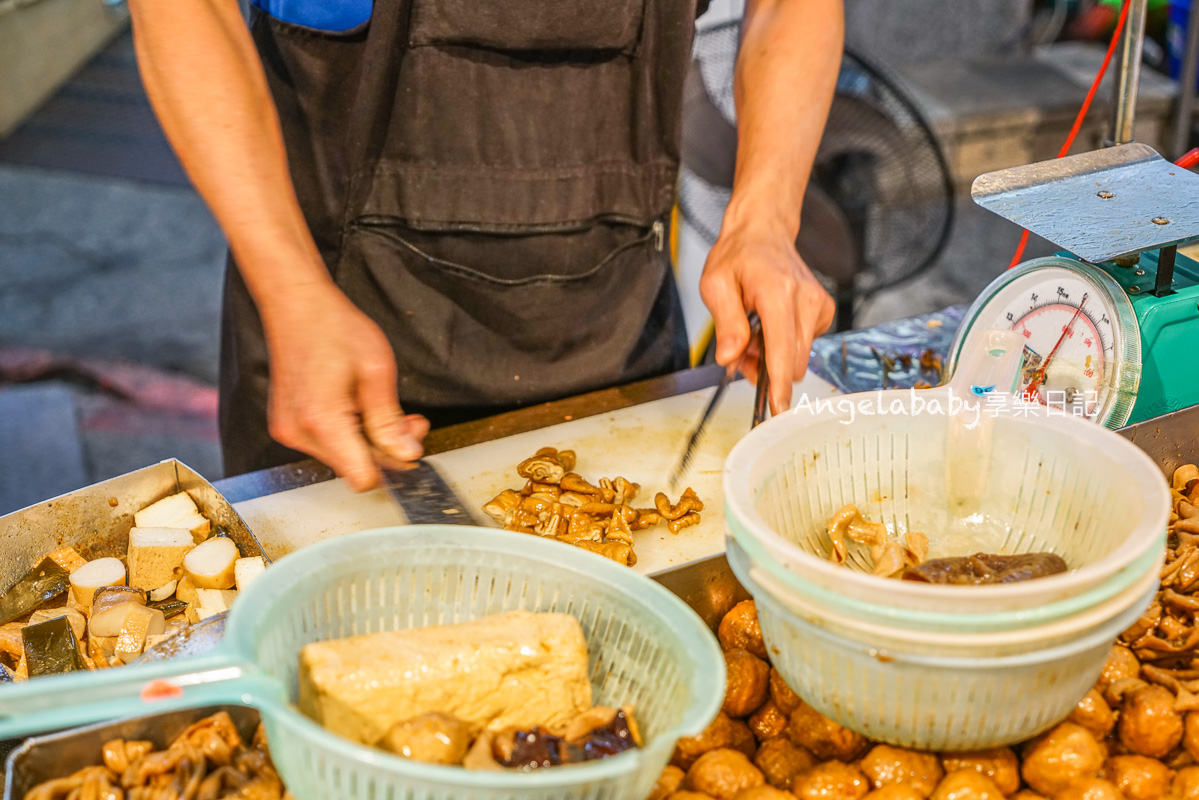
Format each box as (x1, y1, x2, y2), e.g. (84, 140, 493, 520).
(166, 511, 212, 544)
(195, 588, 237, 614)
(134, 492, 199, 529)
(128, 527, 196, 590)
(234, 557, 266, 591)
(114, 605, 165, 664)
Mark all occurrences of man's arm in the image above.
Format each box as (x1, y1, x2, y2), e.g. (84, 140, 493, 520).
(699, 0, 843, 413)
(129, 0, 426, 489)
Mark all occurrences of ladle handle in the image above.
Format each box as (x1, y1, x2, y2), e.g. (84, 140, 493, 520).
(0, 649, 272, 739)
(945, 329, 1026, 398)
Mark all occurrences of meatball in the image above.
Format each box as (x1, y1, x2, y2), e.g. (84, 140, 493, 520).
(1054, 777, 1124, 800)
(755, 737, 817, 789)
(749, 700, 789, 743)
(669, 793, 718, 799)
(1068, 689, 1116, 740)
(928, 769, 1004, 800)
(1103, 754, 1172, 800)
(787, 701, 869, 762)
(1186, 711, 1199, 761)
(859, 745, 943, 798)
(791, 761, 869, 800)
(1096, 645, 1140, 691)
(687, 748, 766, 800)
(1174, 765, 1199, 799)
(729, 720, 759, 759)
(732, 788, 796, 800)
(770, 668, 802, 716)
(1119, 685, 1183, 758)
(1020, 722, 1106, 796)
(724, 649, 771, 717)
(862, 788, 924, 800)
(719, 600, 768, 659)
(1009, 793, 1048, 800)
(378, 712, 470, 764)
(650, 765, 686, 800)
(674, 712, 742, 771)
(938, 748, 1019, 795)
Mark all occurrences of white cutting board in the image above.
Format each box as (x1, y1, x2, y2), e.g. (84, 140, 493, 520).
(235, 373, 838, 574)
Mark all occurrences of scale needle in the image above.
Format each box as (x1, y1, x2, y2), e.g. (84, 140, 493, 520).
(1025, 293, 1088, 398)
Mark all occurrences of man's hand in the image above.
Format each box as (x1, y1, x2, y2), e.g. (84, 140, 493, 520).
(700, 223, 835, 414)
(261, 280, 429, 492)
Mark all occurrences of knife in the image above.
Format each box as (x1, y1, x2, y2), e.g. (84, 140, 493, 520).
(380, 461, 478, 525)
(669, 313, 768, 490)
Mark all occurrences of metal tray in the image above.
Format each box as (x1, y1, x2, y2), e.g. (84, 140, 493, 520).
(0, 458, 268, 591)
(4, 705, 260, 800)
(1118, 404, 1199, 476)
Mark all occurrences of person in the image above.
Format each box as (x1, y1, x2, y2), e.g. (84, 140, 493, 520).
(129, 0, 841, 490)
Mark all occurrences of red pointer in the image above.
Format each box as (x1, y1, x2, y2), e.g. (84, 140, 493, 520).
(1025, 294, 1088, 399)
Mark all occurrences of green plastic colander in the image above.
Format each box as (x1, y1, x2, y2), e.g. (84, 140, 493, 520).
(0, 526, 725, 800)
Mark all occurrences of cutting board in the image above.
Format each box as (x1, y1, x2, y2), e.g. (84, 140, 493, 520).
(234, 373, 838, 574)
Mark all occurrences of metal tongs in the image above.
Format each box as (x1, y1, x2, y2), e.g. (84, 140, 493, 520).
(670, 313, 769, 490)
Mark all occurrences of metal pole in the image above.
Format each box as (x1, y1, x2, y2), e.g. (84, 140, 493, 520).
(1171, 0, 1199, 158)
(1109, 0, 1150, 146)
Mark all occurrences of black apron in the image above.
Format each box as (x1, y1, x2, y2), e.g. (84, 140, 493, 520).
(219, 0, 703, 476)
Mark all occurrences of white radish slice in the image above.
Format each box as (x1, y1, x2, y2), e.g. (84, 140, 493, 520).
(88, 586, 147, 638)
(183, 537, 239, 590)
(149, 580, 178, 602)
(69, 558, 127, 610)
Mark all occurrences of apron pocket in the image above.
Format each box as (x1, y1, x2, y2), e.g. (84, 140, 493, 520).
(407, 0, 645, 54)
(333, 220, 677, 407)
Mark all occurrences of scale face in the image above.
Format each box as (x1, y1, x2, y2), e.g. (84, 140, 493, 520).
(949, 257, 1142, 427)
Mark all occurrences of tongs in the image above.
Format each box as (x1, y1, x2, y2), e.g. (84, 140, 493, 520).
(670, 313, 769, 490)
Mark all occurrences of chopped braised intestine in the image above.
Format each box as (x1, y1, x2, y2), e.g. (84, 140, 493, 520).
(824, 504, 925, 576)
(483, 449, 703, 566)
(902, 552, 1068, 584)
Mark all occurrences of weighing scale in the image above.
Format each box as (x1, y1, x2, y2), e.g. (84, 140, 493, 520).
(948, 142, 1199, 427)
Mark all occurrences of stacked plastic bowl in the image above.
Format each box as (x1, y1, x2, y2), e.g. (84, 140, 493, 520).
(723, 335, 1170, 751)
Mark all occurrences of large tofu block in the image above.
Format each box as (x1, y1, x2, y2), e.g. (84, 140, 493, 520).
(299, 610, 592, 746)
(134, 492, 198, 529)
(127, 527, 195, 590)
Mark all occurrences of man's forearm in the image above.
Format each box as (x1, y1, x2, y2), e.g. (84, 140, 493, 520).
(129, 0, 332, 319)
(723, 0, 844, 241)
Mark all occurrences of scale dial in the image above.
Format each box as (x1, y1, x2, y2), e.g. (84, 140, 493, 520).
(948, 257, 1142, 428)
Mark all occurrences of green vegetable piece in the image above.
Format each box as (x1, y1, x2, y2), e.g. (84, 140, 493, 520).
(22, 616, 86, 677)
(0, 557, 70, 626)
(147, 599, 188, 618)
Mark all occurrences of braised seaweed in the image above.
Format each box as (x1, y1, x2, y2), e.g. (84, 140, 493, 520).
(902, 552, 1068, 585)
(0, 662, 13, 682)
(0, 557, 69, 625)
(22, 615, 86, 677)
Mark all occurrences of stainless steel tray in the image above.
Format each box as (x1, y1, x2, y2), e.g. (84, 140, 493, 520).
(0, 458, 268, 591)
(4, 705, 260, 800)
(1118, 404, 1199, 475)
